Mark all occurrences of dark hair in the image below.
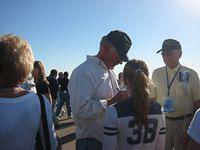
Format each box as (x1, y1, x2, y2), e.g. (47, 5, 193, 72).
(64, 71, 68, 78)
(34, 61, 48, 84)
(123, 59, 150, 126)
(50, 69, 57, 77)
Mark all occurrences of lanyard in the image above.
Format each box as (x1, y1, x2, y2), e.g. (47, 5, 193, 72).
(165, 65, 181, 96)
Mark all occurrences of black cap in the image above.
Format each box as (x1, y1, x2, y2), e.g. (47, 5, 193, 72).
(157, 39, 181, 53)
(106, 30, 132, 62)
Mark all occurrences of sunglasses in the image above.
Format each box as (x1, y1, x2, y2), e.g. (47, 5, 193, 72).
(161, 49, 178, 56)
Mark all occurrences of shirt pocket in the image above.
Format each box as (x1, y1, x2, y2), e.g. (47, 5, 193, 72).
(176, 82, 191, 97)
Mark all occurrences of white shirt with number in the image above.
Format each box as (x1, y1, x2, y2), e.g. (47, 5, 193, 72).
(103, 99, 166, 150)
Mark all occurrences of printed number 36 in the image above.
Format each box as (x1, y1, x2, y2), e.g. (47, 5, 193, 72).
(127, 118, 158, 145)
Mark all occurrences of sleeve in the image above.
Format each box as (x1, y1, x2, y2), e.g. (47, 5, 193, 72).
(43, 82, 51, 95)
(151, 70, 158, 99)
(187, 109, 200, 144)
(38, 95, 58, 149)
(102, 106, 118, 150)
(155, 111, 166, 150)
(151, 70, 157, 83)
(190, 70, 200, 101)
(68, 71, 108, 119)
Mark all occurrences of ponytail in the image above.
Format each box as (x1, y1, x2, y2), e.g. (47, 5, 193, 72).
(123, 59, 150, 126)
(131, 70, 149, 126)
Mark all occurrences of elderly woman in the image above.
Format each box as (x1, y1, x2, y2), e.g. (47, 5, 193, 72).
(0, 34, 58, 150)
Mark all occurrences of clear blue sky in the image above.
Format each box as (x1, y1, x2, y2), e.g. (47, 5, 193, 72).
(1, 0, 200, 77)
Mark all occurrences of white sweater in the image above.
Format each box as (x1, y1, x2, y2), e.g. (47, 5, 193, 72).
(0, 92, 58, 150)
(68, 55, 119, 142)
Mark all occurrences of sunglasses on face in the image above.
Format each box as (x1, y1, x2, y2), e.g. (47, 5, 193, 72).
(161, 49, 178, 56)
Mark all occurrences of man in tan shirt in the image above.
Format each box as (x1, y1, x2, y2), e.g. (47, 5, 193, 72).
(152, 39, 200, 150)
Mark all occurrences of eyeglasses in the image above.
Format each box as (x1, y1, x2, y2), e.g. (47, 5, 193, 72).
(161, 49, 178, 56)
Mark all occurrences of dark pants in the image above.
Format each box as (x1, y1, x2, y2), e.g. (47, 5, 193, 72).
(76, 138, 102, 150)
(55, 91, 71, 117)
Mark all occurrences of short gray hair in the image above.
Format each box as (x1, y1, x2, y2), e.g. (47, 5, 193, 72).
(0, 34, 34, 87)
(100, 36, 113, 49)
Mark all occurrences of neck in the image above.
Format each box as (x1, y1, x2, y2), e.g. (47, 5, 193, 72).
(0, 86, 19, 91)
(0, 86, 28, 98)
(167, 63, 180, 69)
(96, 54, 110, 69)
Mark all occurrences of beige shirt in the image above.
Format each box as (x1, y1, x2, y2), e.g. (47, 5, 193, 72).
(152, 65, 200, 117)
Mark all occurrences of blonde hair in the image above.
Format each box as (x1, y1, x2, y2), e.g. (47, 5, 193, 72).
(123, 59, 150, 126)
(0, 34, 34, 87)
(34, 61, 48, 84)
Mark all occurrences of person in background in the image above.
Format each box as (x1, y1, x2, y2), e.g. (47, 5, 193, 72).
(47, 69, 59, 112)
(118, 72, 126, 91)
(0, 34, 58, 150)
(152, 39, 200, 150)
(187, 108, 200, 150)
(68, 30, 132, 150)
(57, 72, 64, 86)
(56, 71, 72, 118)
(19, 75, 36, 93)
(103, 59, 166, 150)
(32, 61, 52, 104)
(56, 72, 66, 116)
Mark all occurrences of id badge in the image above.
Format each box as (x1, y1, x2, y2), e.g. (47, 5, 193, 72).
(163, 97, 175, 112)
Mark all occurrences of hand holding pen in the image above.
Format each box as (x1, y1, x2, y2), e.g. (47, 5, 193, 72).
(107, 88, 128, 106)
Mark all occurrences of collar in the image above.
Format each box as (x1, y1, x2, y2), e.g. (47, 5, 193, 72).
(87, 55, 108, 70)
(166, 64, 181, 73)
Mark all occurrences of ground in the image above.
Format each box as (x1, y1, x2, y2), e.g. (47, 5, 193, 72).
(56, 116, 76, 150)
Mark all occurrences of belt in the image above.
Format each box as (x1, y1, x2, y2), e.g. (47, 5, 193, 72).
(165, 113, 193, 121)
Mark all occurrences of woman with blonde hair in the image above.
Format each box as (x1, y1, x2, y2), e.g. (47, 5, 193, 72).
(103, 59, 166, 150)
(0, 34, 58, 150)
(32, 60, 52, 104)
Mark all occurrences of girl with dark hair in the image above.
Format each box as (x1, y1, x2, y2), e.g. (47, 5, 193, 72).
(103, 59, 166, 150)
(32, 61, 52, 104)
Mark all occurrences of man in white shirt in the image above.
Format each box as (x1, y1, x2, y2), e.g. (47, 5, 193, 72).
(68, 30, 132, 150)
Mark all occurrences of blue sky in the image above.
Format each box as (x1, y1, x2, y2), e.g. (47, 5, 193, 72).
(1, 0, 200, 77)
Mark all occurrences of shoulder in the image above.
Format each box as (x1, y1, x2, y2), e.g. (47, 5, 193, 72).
(40, 81, 49, 87)
(181, 66, 199, 76)
(71, 61, 106, 81)
(113, 99, 162, 118)
(37, 94, 52, 112)
(148, 101, 162, 115)
(193, 109, 200, 120)
(152, 66, 165, 75)
(113, 98, 134, 118)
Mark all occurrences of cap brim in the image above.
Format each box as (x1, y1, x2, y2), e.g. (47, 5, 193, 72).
(120, 55, 129, 62)
(156, 49, 162, 53)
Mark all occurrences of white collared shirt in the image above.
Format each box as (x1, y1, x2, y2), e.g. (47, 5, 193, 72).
(68, 55, 119, 142)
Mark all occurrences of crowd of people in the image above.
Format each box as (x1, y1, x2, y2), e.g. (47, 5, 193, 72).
(0, 30, 200, 150)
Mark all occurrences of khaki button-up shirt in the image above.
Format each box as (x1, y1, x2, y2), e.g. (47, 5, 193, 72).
(152, 65, 200, 117)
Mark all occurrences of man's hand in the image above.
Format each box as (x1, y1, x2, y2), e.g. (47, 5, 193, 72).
(107, 91, 128, 106)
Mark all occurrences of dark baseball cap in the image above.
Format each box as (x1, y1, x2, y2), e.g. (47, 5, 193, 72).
(106, 30, 132, 62)
(157, 39, 181, 53)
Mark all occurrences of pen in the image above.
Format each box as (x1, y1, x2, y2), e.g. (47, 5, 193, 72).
(116, 88, 120, 91)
